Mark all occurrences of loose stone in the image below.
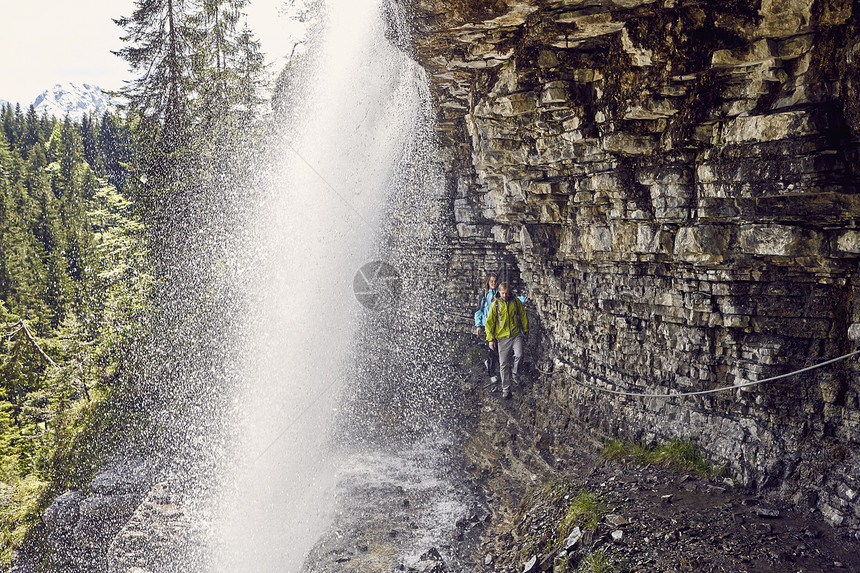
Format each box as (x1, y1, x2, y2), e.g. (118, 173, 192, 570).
(756, 508, 780, 518)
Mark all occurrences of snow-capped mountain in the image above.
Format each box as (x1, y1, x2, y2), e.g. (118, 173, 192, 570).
(31, 82, 111, 121)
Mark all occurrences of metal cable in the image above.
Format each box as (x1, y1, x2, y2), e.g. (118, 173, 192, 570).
(534, 349, 860, 399)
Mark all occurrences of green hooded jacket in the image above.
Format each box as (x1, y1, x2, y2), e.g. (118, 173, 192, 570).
(485, 296, 528, 341)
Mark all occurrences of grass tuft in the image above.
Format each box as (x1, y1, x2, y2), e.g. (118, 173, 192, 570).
(601, 437, 730, 480)
(559, 489, 602, 540)
(601, 438, 626, 460)
(577, 546, 617, 573)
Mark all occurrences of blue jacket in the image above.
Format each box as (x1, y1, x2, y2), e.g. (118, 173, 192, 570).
(474, 288, 497, 327)
(475, 289, 527, 327)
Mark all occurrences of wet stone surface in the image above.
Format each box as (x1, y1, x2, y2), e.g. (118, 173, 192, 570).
(302, 433, 488, 573)
(413, 0, 860, 536)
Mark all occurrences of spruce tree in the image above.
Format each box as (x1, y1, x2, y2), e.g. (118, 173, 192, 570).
(22, 106, 41, 155)
(196, 0, 248, 130)
(114, 0, 200, 154)
(2, 105, 19, 149)
(11, 105, 24, 149)
(55, 116, 82, 200)
(43, 247, 72, 329)
(0, 130, 13, 302)
(233, 24, 267, 127)
(98, 112, 122, 189)
(38, 111, 54, 145)
(31, 179, 58, 259)
(80, 113, 99, 168)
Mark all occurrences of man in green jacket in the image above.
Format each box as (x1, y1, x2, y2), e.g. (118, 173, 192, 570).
(485, 282, 528, 399)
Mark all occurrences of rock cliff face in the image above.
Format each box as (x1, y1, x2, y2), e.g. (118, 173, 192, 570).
(408, 0, 860, 532)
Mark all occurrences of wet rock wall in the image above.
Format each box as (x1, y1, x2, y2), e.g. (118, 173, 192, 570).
(409, 0, 860, 532)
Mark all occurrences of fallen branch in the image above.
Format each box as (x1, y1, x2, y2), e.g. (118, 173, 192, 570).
(4, 320, 57, 368)
(4, 326, 23, 339)
(15, 432, 46, 440)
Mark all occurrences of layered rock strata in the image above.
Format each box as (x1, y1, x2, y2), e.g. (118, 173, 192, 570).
(409, 0, 860, 532)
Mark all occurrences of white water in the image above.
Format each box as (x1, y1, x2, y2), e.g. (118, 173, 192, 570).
(212, 1, 434, 570)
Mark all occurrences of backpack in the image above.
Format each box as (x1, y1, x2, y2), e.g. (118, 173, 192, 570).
(475, 288, 487, 314)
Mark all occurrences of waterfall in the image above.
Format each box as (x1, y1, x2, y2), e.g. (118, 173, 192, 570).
(211, 1, 441, 570)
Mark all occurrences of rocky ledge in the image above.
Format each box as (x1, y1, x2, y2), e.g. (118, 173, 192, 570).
(13, 460, 206, 573)
(459, 353, 860, 572)
(408, 0, 860, 534)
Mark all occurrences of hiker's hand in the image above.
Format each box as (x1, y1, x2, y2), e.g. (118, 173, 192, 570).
(523, 333, 529, 343)
(490, 340, 496, 351)
(476, 327, 483, 337)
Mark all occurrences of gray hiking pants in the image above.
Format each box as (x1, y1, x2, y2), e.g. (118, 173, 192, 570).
(497, 335, 523, 392)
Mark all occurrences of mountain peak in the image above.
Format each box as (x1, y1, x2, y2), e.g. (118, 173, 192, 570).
(30, 82, 111, 121)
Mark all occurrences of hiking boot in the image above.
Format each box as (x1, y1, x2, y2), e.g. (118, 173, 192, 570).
(502, 387, 511, 400)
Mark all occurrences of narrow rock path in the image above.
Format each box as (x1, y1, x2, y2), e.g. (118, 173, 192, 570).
(460, 359, 860, 573)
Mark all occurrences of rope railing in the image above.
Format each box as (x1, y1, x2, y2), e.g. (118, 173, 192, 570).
(534, 349, 860, 399)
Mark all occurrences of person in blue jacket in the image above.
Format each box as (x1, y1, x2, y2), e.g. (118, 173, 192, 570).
(475, 274, 528, 392)
(475, 274, 500, 387)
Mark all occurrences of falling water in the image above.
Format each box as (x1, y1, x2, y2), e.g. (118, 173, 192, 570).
(210, 0, 448, 570)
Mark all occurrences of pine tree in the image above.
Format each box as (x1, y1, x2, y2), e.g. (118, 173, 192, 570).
(11, 105, 24, 149)
(96, 113, 131, 194)
(80, 166, 100, 201)
(31, 178, 58, 259)
(204, 1, 242, 107)
(233, 24, 267, 126)
(0, 130, 14, 302)
(2, 105, 21, 149)
(24, 144, 49, 207)
(54, 117, 82, 199)
(196, 0, 249, 129)
(2, 195, 50, 328)
(43, 246, 72, 329)
(38, 111, 54, 145)
(45, 123, 62, 165)
(98, 113, 120, 187)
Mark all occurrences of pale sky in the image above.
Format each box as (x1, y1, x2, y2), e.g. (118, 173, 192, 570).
(0, 0, 304, 106)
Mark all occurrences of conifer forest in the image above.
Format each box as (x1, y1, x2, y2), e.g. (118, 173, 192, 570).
(0, 0, 267, 564)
